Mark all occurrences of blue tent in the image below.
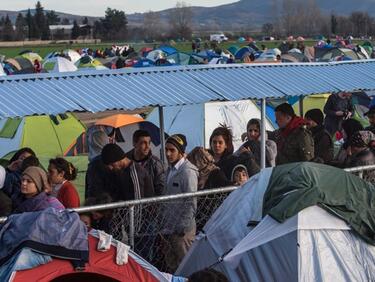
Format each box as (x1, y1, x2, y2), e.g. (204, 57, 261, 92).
(158, 45, 178, 55)
(235, 46, 255, 60)
(132, 58, 155, 68)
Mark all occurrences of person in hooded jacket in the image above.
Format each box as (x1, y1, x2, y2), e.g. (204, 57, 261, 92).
(13, 166, 64, 213)
(235, 118, 277, 167)
(346, 130, 375, 183)
(274, 103, 314, 165)
(305, 109, 334, 163)
(209, 126, 259, 179)
(332, 118, 364, 167)
(187, 147, 231, 190)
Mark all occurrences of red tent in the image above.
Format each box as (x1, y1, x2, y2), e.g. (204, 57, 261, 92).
(13, 234, 168, 282)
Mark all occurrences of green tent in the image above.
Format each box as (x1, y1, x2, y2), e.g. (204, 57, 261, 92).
(0, 114, 86, 159)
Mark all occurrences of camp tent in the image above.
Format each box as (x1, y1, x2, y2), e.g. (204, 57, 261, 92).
(177, 163, 375, 281)
(224, 206, 375, 281)
(21, 52, 42, 63)
(0, 114, 85, 158)
(147, 100, 274, 152)
(43, 57, 78, 73)
(9, 230, 170, 282)
(0, 63, 5, 76)
(63, 49, 81, 63)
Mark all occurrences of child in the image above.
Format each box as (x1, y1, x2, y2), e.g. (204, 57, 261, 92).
(231, 164, 249, 186)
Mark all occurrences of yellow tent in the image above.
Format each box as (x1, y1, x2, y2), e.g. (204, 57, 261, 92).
(292, 94, 330, 116)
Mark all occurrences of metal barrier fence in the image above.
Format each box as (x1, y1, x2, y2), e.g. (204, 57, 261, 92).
(0, 165, 374, 272)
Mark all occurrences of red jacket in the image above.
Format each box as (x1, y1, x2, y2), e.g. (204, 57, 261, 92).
(57, 181, 80, 208)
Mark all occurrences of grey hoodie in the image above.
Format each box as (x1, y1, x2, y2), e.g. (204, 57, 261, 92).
(162, 159, 198, 234)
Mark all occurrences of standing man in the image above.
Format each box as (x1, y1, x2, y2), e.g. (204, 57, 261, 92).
(274, 103, 314, 165)
(305, 109, 334, 163)
(161, 134, 198, 273)
(101, 143, 154, 201)
(324, 92, 353, 136)
(126, 130, 165, 196)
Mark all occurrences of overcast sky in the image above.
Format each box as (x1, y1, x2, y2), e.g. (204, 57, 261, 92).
(2, 0, 236, 16)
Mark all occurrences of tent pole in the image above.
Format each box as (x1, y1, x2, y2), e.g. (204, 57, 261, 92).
(158, 106, 166, 164)
(299, 96, 304, 117)
(260, 98, 266, 169)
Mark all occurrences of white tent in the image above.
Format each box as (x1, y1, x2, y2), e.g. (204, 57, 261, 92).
(43, 57, 78, 73)
(63, 49, 82, 64)
(0, 63, 6, 76)
(177, 167, 375, 282)
(176, 168, 273, 281)
(223, 206, 375, 281)
(147, 100, 274, 152)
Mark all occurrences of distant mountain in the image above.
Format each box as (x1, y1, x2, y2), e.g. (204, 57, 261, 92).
(127, 0, 375, 30)
(2, 0, 375, 31)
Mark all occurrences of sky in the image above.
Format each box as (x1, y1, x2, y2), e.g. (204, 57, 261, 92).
(2, 0, 236, 16)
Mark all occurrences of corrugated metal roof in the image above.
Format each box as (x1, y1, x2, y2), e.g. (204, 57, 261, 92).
(1, 60, 375, 119)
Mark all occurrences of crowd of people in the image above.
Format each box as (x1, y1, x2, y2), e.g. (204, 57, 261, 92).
(0, 92, 374, 273)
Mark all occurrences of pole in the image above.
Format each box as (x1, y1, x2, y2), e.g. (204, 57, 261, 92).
(260, 98, 266, 169)
(299, 96, 304, 117)
(129, 205, 135, 249)
(158, 106, 166, 164)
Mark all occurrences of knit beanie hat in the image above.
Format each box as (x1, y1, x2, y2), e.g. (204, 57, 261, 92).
(166, 134, 187, 154)
(23, 166, 50, 193)
(101, 143, 126, 165)
(275, 103, 295, 117)
(305, 109, 324, 125)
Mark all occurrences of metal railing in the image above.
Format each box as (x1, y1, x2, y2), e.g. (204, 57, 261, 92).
(0, 164, 374, 272)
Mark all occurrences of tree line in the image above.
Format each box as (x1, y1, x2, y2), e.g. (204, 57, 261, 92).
(262, 0, 375, 38)
(1, 0, 375, 42)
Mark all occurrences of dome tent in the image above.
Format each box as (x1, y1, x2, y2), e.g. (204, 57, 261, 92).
(177, 163, 375, 281)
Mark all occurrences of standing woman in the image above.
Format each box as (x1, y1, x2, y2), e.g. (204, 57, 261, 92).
(48, 158, 80, 208)
(209, 126, 235, 179)
(236, 118, 277, 167)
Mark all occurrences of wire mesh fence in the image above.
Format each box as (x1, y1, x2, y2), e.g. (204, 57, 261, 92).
(107, 190, 231, 272)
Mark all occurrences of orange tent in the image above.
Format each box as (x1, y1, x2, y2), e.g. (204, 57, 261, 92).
(95, 114, 144, 128)
(13, 234, 167, 282)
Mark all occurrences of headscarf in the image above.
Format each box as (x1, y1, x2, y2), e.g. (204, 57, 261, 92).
(187, 147, 219, 189)
(349, 131, 375, 148)
(22, 166, 50, 193)
(89, 130, 109, 162)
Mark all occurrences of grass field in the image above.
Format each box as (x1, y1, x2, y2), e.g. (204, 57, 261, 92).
(0, 40, 324, 59)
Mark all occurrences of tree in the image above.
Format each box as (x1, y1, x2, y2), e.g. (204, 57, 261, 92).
(71, 20, 80, 39)
(82, 17, 89, 25)
(2, 14, 14, 41)
(34, 1, 50, 39)
(262, 23, 274, 35)
(15, 13, 27, 40)
(61, 18, 70, 25)
(331, 13, 338, 35)
(168, 1, 193, 40)
(99, 8, 128, 40)
(46, 10, 60, 25)
(143, 11, 161, 40)
(25, 9, 38, 39)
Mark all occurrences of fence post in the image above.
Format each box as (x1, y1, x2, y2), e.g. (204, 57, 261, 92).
(129, 206, 135, 249)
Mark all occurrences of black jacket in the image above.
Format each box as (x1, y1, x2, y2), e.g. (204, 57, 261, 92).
(126, 149, 166, 196)
(310, 125, 334, 163)
(324, 93, 353, 135)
